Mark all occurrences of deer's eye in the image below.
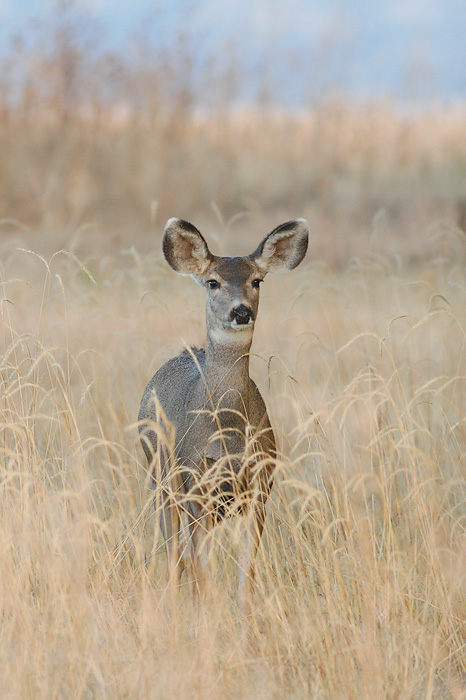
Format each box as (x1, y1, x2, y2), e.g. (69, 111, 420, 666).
(207, 279, 220, 290)
(252, 279, 263, 289)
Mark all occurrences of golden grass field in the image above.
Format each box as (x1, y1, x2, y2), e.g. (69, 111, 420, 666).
(2, 218, 466, 699)
(2, 101, 466, 698)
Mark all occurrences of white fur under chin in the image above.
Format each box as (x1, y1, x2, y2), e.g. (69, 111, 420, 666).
(210, 324, 254, 344)
(230, 320, 254, 331)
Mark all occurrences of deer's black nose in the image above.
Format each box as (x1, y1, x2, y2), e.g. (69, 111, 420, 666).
(232, 304, 252, 325)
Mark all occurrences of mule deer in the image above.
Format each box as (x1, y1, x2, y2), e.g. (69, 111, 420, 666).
(138, 217, 309, 625)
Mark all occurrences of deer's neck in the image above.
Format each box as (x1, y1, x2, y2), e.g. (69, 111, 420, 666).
(202, 328, 252, 416)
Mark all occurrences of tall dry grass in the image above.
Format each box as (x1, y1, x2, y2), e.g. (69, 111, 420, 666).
(2, 101, 466, 267)
(2, 220, 466, 697)
(2, 13, 466, 695)
(1, 10, 466, 264)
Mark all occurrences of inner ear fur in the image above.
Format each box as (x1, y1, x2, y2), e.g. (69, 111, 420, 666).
(251, 218, 309, 273)
(163, 218, 213, 275)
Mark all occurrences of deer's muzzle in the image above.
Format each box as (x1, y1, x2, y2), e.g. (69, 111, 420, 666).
(231, 305, 253, 325)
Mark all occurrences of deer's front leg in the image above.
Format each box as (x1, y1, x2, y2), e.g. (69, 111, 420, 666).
(160, 488, 183, 590)
(238, 501, 266, 642)
(185, 501, 213, 602)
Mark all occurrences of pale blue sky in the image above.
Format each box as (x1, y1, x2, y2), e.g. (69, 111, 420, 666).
(1, 0, 465, 103)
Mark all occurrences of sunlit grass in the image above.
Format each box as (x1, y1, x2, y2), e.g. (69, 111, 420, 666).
(1, 233, 466, 698)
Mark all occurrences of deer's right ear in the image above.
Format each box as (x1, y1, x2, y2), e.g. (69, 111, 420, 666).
(162, 218, 213, 275)
(251, 218, 309, 274)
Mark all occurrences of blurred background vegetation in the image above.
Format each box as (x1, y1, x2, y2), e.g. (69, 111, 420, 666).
(0, 0, 465, 266)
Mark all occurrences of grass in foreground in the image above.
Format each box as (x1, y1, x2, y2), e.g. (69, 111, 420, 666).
(1, 234, 466, 699)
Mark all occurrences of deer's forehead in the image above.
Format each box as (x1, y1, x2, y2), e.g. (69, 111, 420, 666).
(210, 257, 257, 283)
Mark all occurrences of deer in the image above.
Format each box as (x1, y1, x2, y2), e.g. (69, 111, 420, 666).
(138, 217, 309, 632)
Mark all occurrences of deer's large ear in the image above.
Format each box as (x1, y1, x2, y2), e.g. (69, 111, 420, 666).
(251, 219, 309, 273)
(163, 218, 213, 275)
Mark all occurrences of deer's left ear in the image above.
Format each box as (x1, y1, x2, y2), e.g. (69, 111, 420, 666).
(162, 218, 213, 275)
(250, 219, 309, 273)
